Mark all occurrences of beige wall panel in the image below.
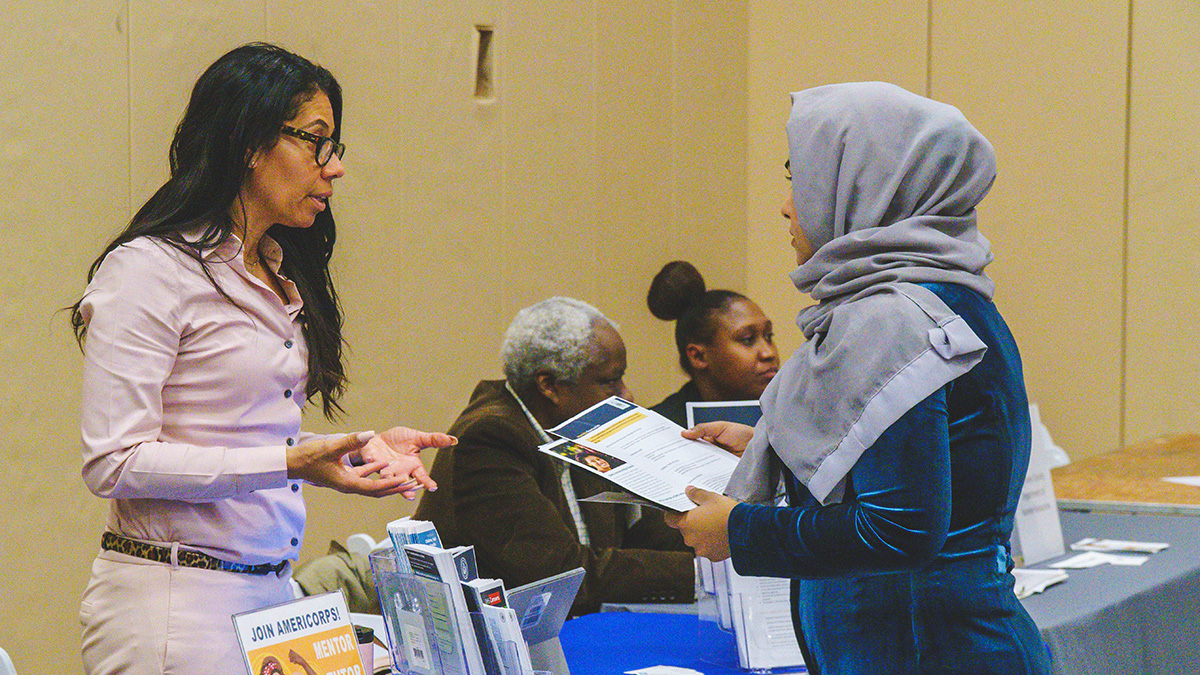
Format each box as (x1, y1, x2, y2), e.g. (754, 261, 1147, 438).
(268, 0, 507, 562)
(0, 2, 128, 671)
(129, 2, 268, 208)
(640, 1, 750, 401)
(1125, 0, 1200, 443)
(268, 0, 749, 561)
(595, 0, 678, 400)
(932, 1, 1127, 458)
(745, 0, 928, 359)
(499, 0, 601, 304)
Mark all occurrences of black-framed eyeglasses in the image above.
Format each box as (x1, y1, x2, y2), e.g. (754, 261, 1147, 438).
(279, 125, 346, 166)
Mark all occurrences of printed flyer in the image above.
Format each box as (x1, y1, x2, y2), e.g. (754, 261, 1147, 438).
(233, 591, 367, 675)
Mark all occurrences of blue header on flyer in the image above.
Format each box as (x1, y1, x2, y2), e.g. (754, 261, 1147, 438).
(550, 397, 635, 440)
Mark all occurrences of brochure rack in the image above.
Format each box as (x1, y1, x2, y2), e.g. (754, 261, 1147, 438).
(696, 559, 806, 674)
(370, 549, 536, 675)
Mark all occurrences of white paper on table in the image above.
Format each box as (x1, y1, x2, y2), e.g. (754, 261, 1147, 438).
(1070, 537, 1169, 554)
(1103, 553, 1150, 565)
(624, 667, 705, 675)
(544, 397, 739, 512)
(1051, 551, 1149, 568)
(1051, 552, 1109, 568)
(1011, 569, 1069, 599)
(1162, 476, 1200, 488)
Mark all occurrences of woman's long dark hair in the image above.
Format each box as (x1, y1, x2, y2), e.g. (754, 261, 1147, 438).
(647, 261, 745, 376)
(70, 42, 348, 419)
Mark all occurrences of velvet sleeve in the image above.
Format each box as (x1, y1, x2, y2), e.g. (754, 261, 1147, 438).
(728, 387, 952, 579)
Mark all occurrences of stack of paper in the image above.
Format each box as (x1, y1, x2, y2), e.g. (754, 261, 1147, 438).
(1048, 537, 1170, 570)
(1069, 537, 1169, 554)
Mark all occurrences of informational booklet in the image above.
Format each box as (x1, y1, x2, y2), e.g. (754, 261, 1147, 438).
(544, 397, 739, 512)
(403, 544, 486, 675)
(386, 517, 443, 574)
(1011, 568, 1069, 599)
(232, 592, 368, 675)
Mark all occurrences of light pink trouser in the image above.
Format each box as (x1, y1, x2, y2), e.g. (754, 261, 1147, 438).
(79, 549, 293, 675)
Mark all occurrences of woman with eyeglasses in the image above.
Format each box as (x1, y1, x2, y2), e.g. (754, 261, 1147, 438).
(666, 83, 1051, 674)
(71, 43, 454, 675)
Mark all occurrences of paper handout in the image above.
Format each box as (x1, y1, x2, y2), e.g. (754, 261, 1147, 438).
(1070, 537, 1169, 554)
(1011, 568, 1068, 599)
(543, 397, 740, 512)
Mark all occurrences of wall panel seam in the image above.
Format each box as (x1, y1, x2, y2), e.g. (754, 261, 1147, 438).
(125, 0, 132, 220)
(925, 0, 933, 96)
(1118, 0, 1134, 450)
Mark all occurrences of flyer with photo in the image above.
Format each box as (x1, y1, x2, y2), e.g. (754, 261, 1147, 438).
(543, 396, 739, 512)
(233, 592, 368, 675)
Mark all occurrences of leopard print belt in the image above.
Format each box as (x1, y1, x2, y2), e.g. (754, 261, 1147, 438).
(101, 532, 289, 576)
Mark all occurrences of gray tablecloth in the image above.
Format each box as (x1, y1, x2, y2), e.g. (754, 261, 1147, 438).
(1021, 508, 1200, 675)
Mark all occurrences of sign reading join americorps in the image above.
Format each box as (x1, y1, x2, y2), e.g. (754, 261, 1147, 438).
(233, 592, 367, 675)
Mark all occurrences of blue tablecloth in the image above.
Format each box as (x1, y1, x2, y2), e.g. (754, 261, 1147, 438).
(560, 509, 1200, 675)
(560, 611, 761, 675)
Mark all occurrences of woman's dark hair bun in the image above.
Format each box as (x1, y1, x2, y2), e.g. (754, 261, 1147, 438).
(647, 260, 706, 321)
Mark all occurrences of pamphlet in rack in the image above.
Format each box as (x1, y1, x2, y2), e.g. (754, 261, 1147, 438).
(369, 519, 582, 675)
(698, 558, 806, 673)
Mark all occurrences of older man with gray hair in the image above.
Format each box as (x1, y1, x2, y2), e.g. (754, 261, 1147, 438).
(412, 297, 694, 614)
(294, 297, 695, 615)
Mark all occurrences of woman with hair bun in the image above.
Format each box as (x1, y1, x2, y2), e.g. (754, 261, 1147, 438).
(646, 261, 780, 426)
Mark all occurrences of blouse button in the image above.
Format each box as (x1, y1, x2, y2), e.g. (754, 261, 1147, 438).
(286, 438, 295, 446)
(284, 389, 292, 398)
(285, 340, 294, 349)
(291, 484, 299, 492)
(291, 538, 299, 547)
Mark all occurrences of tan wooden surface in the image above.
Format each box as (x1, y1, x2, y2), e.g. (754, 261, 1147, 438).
(1052, 434, 1200, 505)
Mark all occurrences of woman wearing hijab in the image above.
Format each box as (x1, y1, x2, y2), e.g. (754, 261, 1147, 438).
(666, 82, 1051, 674)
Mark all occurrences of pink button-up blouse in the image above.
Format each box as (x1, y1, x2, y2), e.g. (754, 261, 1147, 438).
(79, 233, 311, 565)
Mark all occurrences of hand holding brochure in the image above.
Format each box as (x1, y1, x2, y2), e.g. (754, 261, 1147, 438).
(543, 396, 739, 512)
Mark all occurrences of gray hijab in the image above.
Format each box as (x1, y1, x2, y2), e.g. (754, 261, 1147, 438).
(726, 82, 998, 506)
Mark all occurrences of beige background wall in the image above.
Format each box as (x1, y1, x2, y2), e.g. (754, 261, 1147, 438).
(747, 0, 1157, 463)
(1, 0, 1195, 672)
(3, 1, 745, 671)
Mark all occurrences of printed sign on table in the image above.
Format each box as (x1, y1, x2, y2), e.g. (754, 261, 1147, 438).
(233, 591, 367, 675)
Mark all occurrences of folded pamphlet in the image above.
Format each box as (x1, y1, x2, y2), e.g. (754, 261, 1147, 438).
(543, 397, 739, 512)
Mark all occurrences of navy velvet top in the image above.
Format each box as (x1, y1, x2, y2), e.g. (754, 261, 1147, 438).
(728, 283, 1051, 675)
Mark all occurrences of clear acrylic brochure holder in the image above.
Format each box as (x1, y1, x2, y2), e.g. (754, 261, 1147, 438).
(370, 548, 538, 675)
(696, 561, 805, 674)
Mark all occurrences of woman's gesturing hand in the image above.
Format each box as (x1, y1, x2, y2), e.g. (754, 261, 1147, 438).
(681, 421, 755, 457)
(358, 426, 457, 499)
(287, 429, 453, 498)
